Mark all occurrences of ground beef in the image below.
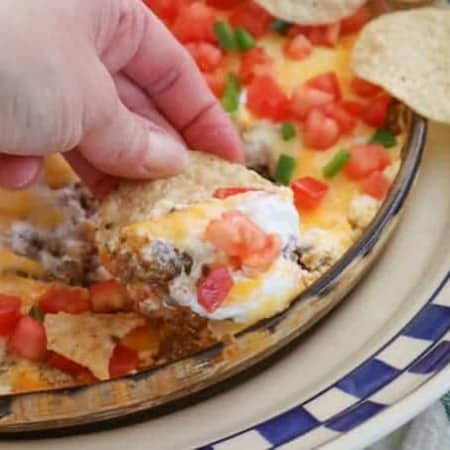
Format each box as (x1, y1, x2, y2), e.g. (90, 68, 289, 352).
(3, 183, 108, 286)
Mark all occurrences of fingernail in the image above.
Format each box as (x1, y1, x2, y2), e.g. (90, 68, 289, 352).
(141, 131, 188, 178)
(0, 155, 43, 189)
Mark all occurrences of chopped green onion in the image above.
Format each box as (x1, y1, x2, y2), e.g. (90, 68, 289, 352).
(280, 122, 296, 141)
(275, 154, 296, 185)
(221, 73, 240, 113)
(29, 305, 44, 323)
(235, 27, 255, 51)
(323, 149, 351, 179)
(214, 21, 237, 50)
(271, 19, 292, 35)
(370, 128, 397, 148)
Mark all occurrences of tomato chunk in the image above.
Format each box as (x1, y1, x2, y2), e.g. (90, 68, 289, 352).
(310, 23, 341, 46)
(341, 6, 371, 34)
(293, 23, 340, 47)
(143, 0, 192, 24)
(213, 187, 261, 199)
(229, 1, 273, 39)
(247, 75, 291, 121)
(344, 144, 391, 180)
(361, 95, 391, 128)
(205, 210, 268, 258)
(185, 42, 223, 73)
(362, 171, 391, 199)
(8, 316, 47, 362)
(47, 352, 88, 376)
(307, 72, 342, 101)
(340, 100, 364, 117)
(239, 47, 275, 84)
(291, 86, 334, 121)
(284, 34, 313, 61)
(197, 266, 234, 313)
(350, 77, 382, 98)
(89, 280, 128, 313)
(172, 3, 217, 43)
(321, 102, 357, 135)
(39, 287, 90, 314)
(205, 210, 281, 272)
(291, 177, 329, 211)
(0, 295, 21, 336)
(207, 0, 241, 9)
(304, 108, 340, 150)
(242, 234, 281, 273)
(109, 345, 140, 378)
(203, 70, 226, 97)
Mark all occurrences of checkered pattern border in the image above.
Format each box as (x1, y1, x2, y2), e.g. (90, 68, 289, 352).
(200, 271, 450, 450)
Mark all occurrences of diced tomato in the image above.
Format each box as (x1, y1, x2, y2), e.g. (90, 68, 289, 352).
(213, 187, 261, 199)
(361, 95, 391, 128)
(203, 70, 226, 97)
(197, 266, 234, 313)
(39, 287, 90, 315)
(0, 295, 21, 336)
(207, 0, 241, 9)
(8, 316, 47, 362)
(47, 352, 88, 376)
(205, 210, 281, 271)
(362, 171, 391, 199)
(286, 25, 302, 39)
(185, 43, 223, 73)
(341, 6, 371, 34)
(172, 3, 217, 43)
(304, 108, 340, 150)
(247, 75, 291, 121)
(291, 177, 329, 211)
(239, 47, 275, 84)
(340, 100, 364, 117)
(284, 34, 313, 61)
(350, 76, 382, 98)
(307, 72, 342, 101)
(344, 144, 391, 180)
(205, 210, 268, 258)
(287, 22, 341, 45)
(321, 103, 357, 135)
(242, 234, 281, 273)
(109, 345, 139, 378)
(300, 23, 341, 47)
(89, 280, 128, 313)
(143, 0, 192, 24)
(291, 86, 334, 121)
(229, 1, 273, 39)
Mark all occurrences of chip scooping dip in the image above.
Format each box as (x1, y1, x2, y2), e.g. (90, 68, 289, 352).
(351, 8, 450, 123)
(254, 0, 367, 24)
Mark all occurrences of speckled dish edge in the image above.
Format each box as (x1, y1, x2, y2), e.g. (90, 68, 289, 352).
(0, 111, 426, 434)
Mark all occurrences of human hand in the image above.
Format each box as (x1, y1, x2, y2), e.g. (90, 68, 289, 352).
(0, 0, 243, 197)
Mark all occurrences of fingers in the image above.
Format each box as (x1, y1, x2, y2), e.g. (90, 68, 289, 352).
(66, 74, 186, 198)
(118, 1, 244, 162)
(78, 94, 188, 180)
(0, 155, 43, 189)
(114, 73, 182, 144)
(64, 150, 118, 200)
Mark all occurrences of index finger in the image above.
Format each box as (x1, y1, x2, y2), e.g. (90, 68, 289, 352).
(121, 2, 244, 162)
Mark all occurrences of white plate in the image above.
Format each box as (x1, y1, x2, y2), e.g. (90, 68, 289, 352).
(2, 122, 449, 449)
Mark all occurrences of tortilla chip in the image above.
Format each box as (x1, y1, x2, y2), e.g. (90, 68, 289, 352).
(254, 0, 366, 25)
(352, 9, 450, 123)
(97, 151, 280, 254)
(45, 312, 145, 380)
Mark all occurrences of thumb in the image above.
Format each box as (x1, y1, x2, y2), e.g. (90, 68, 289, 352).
(78, 101, 188, 180)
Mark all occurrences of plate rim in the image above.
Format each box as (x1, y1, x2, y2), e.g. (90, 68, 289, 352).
(199, 268, 450, 449)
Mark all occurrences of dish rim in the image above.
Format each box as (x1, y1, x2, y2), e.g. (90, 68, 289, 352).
(0, 113, 427, 435)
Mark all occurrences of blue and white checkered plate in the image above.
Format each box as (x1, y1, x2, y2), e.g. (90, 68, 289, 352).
(2, 130, 450, 450)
